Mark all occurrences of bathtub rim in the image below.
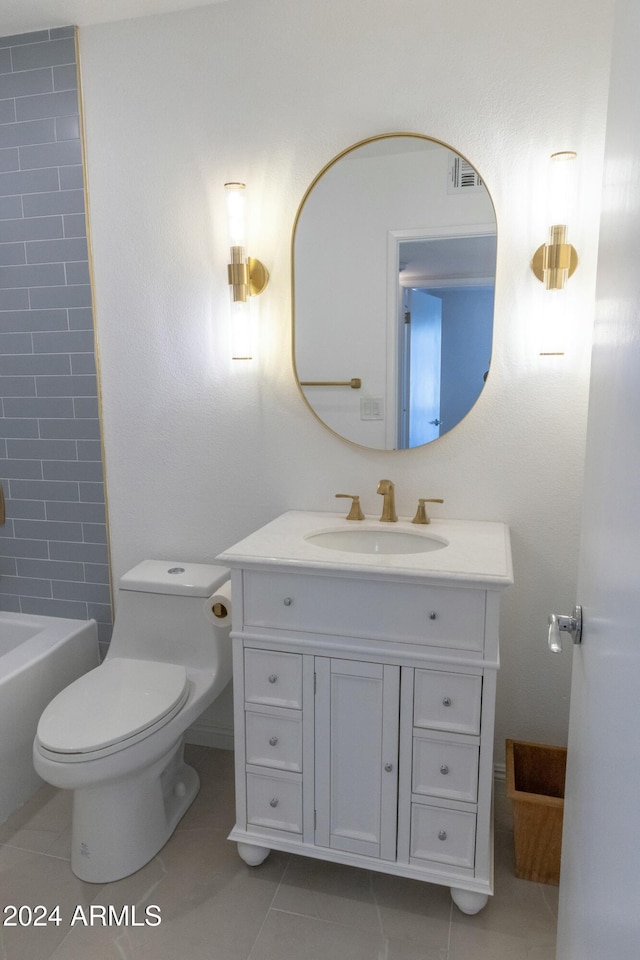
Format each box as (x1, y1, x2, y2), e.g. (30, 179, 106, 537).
(0, 611, 99, 682)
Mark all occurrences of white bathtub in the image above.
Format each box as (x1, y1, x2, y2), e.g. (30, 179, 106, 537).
(0, 611, 100, 824)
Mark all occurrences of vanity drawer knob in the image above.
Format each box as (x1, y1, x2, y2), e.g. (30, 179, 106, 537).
(269, 736, 279, 746)
(429, 611, 438, 620)
(283, 597, 293, 606)
(269, 797, 279, 808)
(442, 696, 452, 707)
(440, 764, 449, 775)
(384, 762, 393, 772)
(268, 674, 278, 684)
(438, 830, 447, 841)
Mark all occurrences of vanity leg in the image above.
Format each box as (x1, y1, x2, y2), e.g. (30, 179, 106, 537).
(237, 842, 271, 867)
(450, 887, 489, 915)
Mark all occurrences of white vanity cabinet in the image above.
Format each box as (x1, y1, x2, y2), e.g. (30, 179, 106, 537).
(219, 511, 512, 915)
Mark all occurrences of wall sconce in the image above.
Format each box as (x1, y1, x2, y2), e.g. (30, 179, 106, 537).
(531, 152, 579, 291)
(224, 182, 269, 359)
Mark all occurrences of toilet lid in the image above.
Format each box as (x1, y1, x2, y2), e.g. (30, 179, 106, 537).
(37, 658, 189, 754)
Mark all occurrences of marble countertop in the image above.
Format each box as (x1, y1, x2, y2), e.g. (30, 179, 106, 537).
(217, 511, 514, 588)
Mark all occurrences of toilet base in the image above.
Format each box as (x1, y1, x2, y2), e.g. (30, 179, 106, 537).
(70, 738, 198, 883)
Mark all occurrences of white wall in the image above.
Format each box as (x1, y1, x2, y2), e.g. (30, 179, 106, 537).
(77, 0, 613, 759)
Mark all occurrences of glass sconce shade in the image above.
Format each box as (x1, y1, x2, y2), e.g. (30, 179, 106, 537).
(224, 182, 269, 359)
(531, 152, 578, 292)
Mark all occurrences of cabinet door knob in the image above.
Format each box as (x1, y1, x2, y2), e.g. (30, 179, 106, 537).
(442, 696, 452, 707)
(384, 762, 393, 772)
(268, 674, 278, 684)
(283, 597, 293, 606)
(438, 830, 447, 841)
(269, 736, 279, 746)
(440, 764, 449, 775)
(269, 797, 279, 808)
(429, 611, 438, 620)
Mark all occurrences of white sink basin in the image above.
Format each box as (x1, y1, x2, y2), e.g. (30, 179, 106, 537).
(305, 528, 447, 555)
(217, 511, 514, 586)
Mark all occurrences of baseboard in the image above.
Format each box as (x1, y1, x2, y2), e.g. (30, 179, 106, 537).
(186, 718, 234, 751)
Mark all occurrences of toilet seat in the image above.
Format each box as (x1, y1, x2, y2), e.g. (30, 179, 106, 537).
(36, 658, 190, 762)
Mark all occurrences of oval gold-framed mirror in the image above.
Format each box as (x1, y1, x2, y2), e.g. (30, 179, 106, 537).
(292, 133, 496, 450)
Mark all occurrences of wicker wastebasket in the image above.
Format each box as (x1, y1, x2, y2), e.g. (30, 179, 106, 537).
(505, 739, 567, 885)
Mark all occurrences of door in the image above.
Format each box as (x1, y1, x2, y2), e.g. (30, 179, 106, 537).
(399, 289, 442, 448)
(314, 658, 399, 860)
(556, 2, 640, 955)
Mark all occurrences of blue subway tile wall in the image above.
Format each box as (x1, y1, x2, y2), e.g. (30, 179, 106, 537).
(0, 26, 112, 646)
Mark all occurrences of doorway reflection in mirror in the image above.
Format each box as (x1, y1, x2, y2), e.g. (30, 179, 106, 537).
(398, 234, 495, 448)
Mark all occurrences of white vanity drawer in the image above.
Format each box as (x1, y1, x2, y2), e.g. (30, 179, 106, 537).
(410, 803, 476, 868)
(412, 736, 479, 803)
(245, 707, 302, 772)
(244, 649, 303, 709)
(246, 771, 303, 834)
(413, 670, 482, 735)
(243, 571, 485, 650)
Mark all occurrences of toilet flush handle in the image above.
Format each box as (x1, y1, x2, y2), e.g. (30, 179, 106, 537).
(548, 605, 582, 653)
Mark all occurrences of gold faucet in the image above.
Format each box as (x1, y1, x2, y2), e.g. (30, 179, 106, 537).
(377, 479, 397, 522)
(335, 493, 365, 520)
(412, 498, 444, 524)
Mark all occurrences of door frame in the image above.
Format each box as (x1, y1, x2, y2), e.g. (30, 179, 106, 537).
(386, 223, 496, 449)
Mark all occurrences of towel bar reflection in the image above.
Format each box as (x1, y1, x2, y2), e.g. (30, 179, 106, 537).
(300, 378, 362, 389)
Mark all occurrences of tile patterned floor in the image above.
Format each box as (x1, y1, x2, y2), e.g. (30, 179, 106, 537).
(0, 746, 558, 959)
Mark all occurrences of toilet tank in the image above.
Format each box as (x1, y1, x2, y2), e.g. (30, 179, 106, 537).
(106, 560, 231, 670)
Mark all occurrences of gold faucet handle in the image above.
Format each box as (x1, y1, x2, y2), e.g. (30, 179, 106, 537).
(335, 494, 365, 521)
(412, 498, 444, 525)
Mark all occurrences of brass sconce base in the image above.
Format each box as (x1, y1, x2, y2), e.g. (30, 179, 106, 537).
(248, 257, 269, 297)
(531, 242, 578, 289)
(228, 255, 269, 302)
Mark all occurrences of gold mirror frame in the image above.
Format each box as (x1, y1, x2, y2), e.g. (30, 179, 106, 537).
(292, 133, 497, 451)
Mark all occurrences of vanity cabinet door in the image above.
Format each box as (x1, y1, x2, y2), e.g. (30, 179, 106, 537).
(244, 649, 303, 709)
(413, 669, 482, 735)
(409, 803, 476, 868)
(245, 706, 303, 772)
(412, 734, 479, 803)
(246, 770, 303, 834)
(315, 658, 400, 861)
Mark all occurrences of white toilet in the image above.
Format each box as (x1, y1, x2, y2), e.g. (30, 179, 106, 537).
(33, 560, 233, 884)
